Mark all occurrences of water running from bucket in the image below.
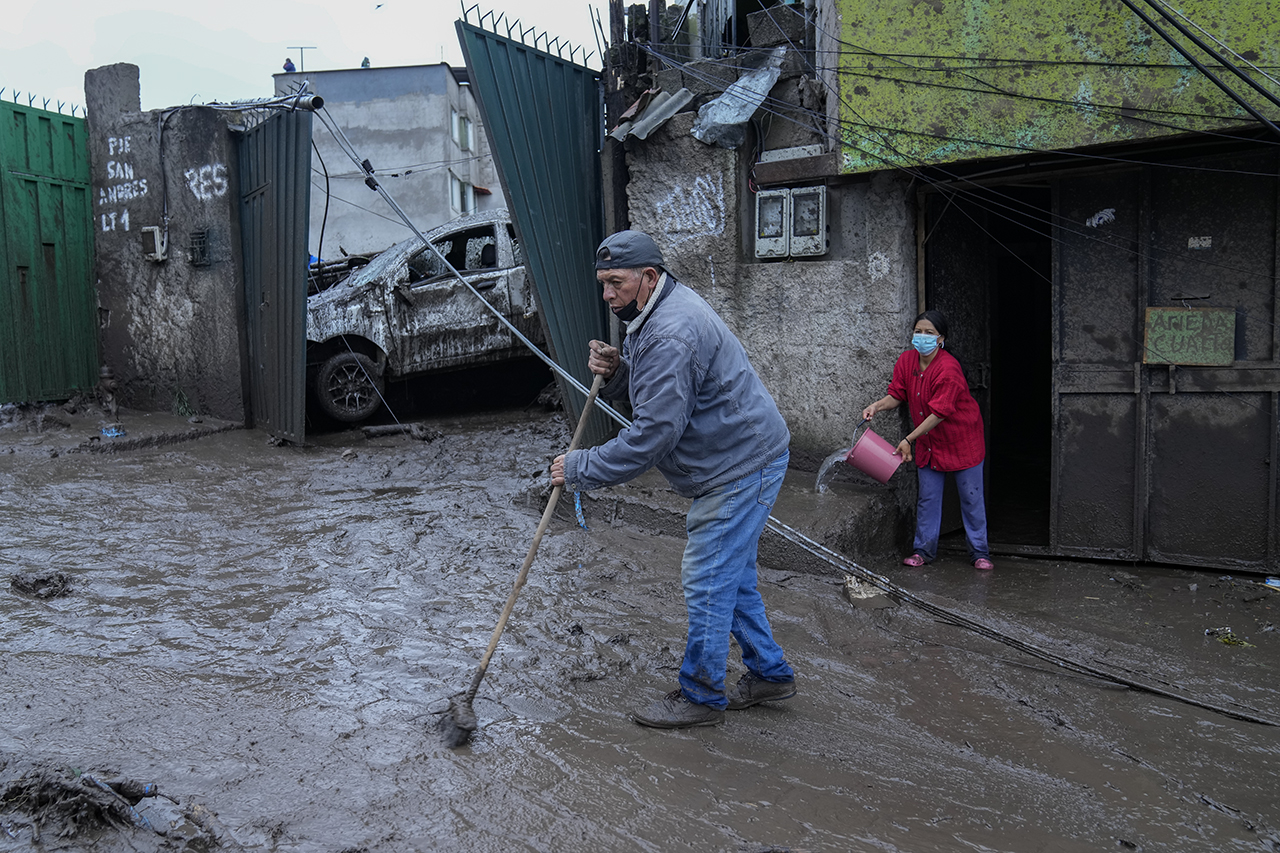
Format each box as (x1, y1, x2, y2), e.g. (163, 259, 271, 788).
(814, 447, 852, 493)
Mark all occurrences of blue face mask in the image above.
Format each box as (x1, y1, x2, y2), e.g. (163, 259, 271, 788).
(912, 332, 940, 356)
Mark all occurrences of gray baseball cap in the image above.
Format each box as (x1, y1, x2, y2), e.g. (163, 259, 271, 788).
(595, 230, 665, 270)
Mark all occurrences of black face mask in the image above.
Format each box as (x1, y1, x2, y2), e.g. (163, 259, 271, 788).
(612, 299, 641, 321)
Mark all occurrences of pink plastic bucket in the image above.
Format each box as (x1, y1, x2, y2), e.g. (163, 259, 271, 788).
(844, 422, 903, 484)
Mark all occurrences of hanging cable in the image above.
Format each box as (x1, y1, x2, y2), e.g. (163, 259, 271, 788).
(1114, 0, 1280, 139)
(1138, 0, 1280, 112)
(310, 106, 630, 427)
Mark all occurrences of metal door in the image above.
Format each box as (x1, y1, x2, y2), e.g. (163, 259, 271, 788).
(1054, 149, 1279, 570)
(237, 110, 312, 443)
(457, 17, 611, 444)
(0, 102, 96, 403)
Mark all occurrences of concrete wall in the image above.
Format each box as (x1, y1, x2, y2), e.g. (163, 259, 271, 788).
(623, 113, 918, 466)
(836, 0, 1280, 173)
(85, 64, 248, 422)
(275, 64, 504, 258)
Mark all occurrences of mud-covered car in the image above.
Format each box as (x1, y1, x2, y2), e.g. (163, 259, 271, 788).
(306, 208, 544, 422)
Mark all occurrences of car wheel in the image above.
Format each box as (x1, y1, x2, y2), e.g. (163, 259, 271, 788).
(315, 351, 384, 422)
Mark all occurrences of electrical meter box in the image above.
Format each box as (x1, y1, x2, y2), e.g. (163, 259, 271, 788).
(789, 186, 826, 256)
(141, 226, 167, 262)
(755, 189, 790, 258)
(754, 186, 827, 258)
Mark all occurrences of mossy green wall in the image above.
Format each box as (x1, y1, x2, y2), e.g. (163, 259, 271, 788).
(836, 0, 1280, 173)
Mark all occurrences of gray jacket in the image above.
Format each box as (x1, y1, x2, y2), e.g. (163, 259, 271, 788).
(563, 277, 790, 499)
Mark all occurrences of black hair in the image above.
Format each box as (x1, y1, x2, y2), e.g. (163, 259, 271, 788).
(913, 309, 949, 339)
(912, 309, 967, 375)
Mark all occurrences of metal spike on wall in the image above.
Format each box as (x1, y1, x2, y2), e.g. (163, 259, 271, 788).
(461, 2, 594, 65)
(1, 87, 85, 116)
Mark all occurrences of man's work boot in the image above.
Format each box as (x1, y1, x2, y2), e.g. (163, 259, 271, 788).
(632, 689, 725, 729)
(726, 672, 797, 710)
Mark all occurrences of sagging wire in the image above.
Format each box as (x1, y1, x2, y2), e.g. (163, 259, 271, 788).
(1139, 0, 1280, 113)
(312, 139, 329, 266)
(647, 9, 1280, 165)
(655, 8, 1280, 396)
(650, 37, 1280, 149)
(1149, 0, 1280, 90)
(310, 105, 630, 427)
(763, 515, 1279, 728)
(1113, 0, 1280, 139)
(319, 153, 487, 179)
(637, 40, 1279, 185)
(664, 9, 1280, 326)
(310, 178, 406, 226)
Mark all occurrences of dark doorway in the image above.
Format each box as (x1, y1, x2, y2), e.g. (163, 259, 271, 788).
(925, 184, 1052, 553)
(985, 187, 1052, 546)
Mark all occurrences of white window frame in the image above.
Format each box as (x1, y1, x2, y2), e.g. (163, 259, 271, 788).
(450, 173, 475, 215)
(451, 109, 471, 151)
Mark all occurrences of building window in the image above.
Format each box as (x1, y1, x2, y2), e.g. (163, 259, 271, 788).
(451, 174, 474, 215)
(451, 109, 471, 151)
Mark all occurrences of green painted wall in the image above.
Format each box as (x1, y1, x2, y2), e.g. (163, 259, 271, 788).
(836, 0, 1280, 173)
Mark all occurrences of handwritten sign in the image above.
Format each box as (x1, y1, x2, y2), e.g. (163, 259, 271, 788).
(1143, 307, 1235, 366)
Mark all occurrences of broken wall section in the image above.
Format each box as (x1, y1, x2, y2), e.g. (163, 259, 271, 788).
(85, 64, 248, 422)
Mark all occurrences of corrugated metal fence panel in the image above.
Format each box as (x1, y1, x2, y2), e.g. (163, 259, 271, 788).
(457, 21, 612, 443)
(0, 102, 97, 403)
(236, 110, 312, 444)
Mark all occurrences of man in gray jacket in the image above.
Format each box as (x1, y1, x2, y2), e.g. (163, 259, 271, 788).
(551, 230, 797, 729)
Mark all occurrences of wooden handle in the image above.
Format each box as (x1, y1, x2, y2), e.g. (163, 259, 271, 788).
(465, 373, 605, 699)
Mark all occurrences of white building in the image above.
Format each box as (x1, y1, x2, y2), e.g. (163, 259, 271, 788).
(275, 63, 504, 260)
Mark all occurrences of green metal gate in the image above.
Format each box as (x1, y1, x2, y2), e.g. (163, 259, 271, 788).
(457, 17, 611, 443)
(0, 101, 97, 403)
(237, 109, 313, 444)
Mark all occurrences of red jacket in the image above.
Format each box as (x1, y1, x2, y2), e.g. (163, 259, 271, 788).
(886, 348, 985, 471)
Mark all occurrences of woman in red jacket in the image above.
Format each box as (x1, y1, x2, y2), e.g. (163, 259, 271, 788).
(862, 310, 993, 570)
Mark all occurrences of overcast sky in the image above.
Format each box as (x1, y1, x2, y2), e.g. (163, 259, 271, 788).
(2, 0, 608, 113)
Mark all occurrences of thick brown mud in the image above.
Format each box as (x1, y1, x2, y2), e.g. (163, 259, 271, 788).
(1, 405, 1277, 852)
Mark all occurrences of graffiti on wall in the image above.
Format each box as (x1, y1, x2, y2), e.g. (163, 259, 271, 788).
(184, 164, 228, 202)
(99, 136, 146, 232)
(655, 173, 725, 246)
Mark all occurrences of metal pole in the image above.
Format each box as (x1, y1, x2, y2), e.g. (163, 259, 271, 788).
(287, 46, 317, 73)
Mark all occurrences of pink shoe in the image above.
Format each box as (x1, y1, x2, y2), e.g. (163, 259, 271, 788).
(973, 558, 994, 570)
(902, 553, 926, 567)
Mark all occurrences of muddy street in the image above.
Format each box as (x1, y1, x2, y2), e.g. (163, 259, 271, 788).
(1, 404, 1278, 852)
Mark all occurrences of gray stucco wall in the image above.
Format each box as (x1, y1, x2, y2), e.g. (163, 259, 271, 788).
(623, 113, 917, 462)
(85, 64, 247, 421)
(274, 64, 504, 259)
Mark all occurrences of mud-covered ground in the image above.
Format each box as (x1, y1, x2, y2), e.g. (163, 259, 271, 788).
(1, 399, 1277, 852)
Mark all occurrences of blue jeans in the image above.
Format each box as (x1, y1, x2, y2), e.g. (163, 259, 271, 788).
(913, 462, 989, 562)
(679, 451, 795, 709)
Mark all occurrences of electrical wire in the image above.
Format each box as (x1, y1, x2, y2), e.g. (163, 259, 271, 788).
(639, 27, 1280, 328)
(311, 139, 329, 264)
(310, 105, 631, 427)
(317, 153, 488, 179)
(640, 11, 1280, 394)
(1149, 0, 1280, 89)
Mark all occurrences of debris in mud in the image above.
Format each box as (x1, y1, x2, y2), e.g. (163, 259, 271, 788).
(11, 570, 72, 599)
(0, 760, 224, 849)
(361, 422, 443, 441)
(842, 575, 895, 610)
(1204, 626, 1255, 647)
